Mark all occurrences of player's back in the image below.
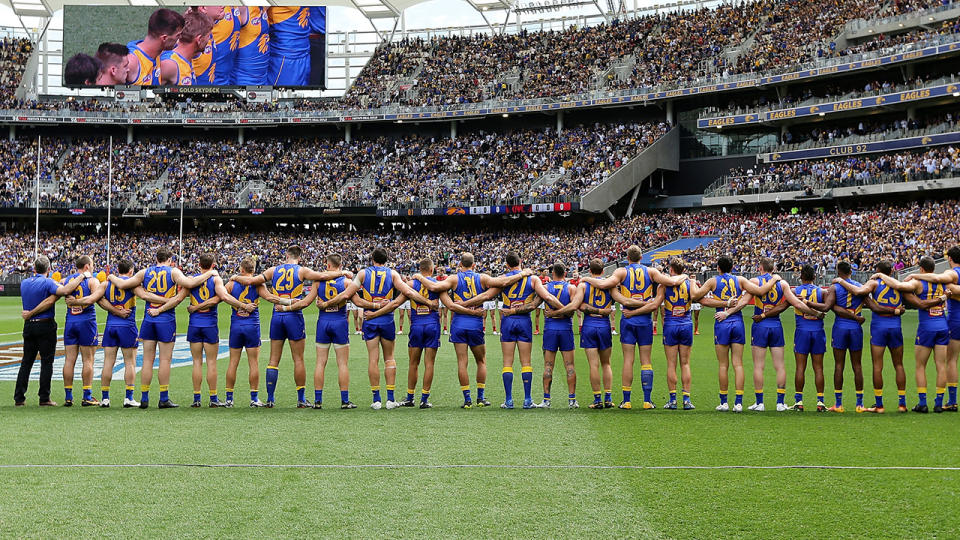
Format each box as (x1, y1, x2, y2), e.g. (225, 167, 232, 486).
(271, 263, 303, 314)
(105, 278, 136, 327)
(189, 274, 218, 326)
(712, 272, 743, 322)
(452, 271, 484, 325)
(63, 273, 96, 321)
(752, 273, 784, 326)
(918, 280, 947, 328)
(317, 276, 347, 320)
(833, 279, 864, 328)
(663, 279, 692, 325)
(583, 282, 611, 325)
(619, 263, 654, 323)
(501, 270, 536, 322)
(793, 283, 824, 330)
(871, 280, 903, 325)
(229, 280, 259, 325)
(410, 277, 440, 326)
(361, 265, 395, 324)
(950, 267, 960, 324)
(143, 265, 177, 321)
(544, 280, 572, 330)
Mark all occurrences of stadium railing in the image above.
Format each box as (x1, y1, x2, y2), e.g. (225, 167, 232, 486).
(845, 2, 960, 35)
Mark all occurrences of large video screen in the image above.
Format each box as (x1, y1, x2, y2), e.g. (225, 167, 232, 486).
(63, 5, 326, 88)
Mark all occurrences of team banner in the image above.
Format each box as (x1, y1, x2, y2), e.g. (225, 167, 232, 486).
(759, 130, 960, 163)
(698, 82, 960, 128)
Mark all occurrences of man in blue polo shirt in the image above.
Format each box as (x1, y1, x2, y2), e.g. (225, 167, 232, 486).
(15, 256, 86, 407)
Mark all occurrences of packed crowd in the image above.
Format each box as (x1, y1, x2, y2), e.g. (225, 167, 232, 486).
(0, 38, 31, 109)
(779, 108, 958, 147)
(0, 121, 668, 208)
(2, 200, 956, 284)
(716, 145, 960, 194)
(0, 138, 67, 207)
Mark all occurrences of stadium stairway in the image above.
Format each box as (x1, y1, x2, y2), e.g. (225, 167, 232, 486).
(640, 236, 718, 265)
(579, 127, 679, 213)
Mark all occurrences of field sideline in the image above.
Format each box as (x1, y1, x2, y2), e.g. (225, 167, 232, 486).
(0, 296, 957, 537)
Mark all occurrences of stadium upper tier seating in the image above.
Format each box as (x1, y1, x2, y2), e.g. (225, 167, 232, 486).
(0, 121, 669, 208)
(3, 199, 956, 280)
(0, 1, 958, 112)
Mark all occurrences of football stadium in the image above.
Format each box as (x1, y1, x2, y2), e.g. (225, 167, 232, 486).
(0, 0, 959, 536)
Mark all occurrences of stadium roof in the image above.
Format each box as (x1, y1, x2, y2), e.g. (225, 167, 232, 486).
(0, 0, 515, 24)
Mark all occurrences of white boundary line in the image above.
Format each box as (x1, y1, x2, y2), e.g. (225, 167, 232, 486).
(0, 463, 958, 471)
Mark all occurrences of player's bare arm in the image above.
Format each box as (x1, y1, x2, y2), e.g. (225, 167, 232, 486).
(22, 295, 57, 320)
(109, 268, 146, 289)
(66, 278, 108, 307)
(805, 286, 835, 312)
(392, 270, 437, 309)
(873, 273, 921, 293)
(213, 276, 253, 312)
(737, 274, 780, 297)
(649, 266, 688, 287)
(863, 294, 902, 315)
(582, 267, 624, 290)
(833, 277, 876, 297)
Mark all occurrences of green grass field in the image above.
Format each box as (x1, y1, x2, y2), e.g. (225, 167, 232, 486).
(0, 295, 957, 537)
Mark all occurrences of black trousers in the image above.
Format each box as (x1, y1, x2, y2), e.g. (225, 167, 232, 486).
(14, 319, 57, 404)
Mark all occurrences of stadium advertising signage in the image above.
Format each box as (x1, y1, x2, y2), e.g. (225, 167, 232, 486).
(698, 82, 960, 128)
(62, 6, 327, 88)
(378, 202, 578, 217)
(759, 130, 960, 162)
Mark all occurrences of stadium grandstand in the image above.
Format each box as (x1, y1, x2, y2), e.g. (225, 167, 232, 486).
(1, 1, 960, 535)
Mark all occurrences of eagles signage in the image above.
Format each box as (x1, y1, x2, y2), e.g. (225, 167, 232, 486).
(698, 82, 960, 128)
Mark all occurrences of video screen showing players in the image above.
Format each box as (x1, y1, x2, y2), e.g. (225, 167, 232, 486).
(62, 5, 327, 88)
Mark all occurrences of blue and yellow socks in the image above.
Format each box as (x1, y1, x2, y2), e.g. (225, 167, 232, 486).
(251, 390, 259, 402)
(406, 388, 415, 402)
(386, 385, 395, 402)
(816, 392, 824, 404)
(856, 391, 864, 407)
(669, 391, 677, 403)
(917, 387, 928, 407)
(125, 385, 134, 401)
(776, 388, 785, 405)
(64, 385, 73, 401)
(622, 386, 632, 404)
(604, 389, 612, 403)
(82, 386, 92, 401)
(194, 392, 202, 404)
(834, 391, 843, 408)
(297, 385, 306, 402)
(340, 390, 348, 403)
(209, 390, 219, 404)
(734, 390, 743, 406)
(461, 385, 472, 403)
(371, 386, 381, 403)
(874, 388, 883, 408)
(265, 366, 278, 402)
(315, 389, 323, 404)
(640, 364, 654, 402)
(521, 366, 533, 401)
(935, 387, 945, 408)
(226, 388, 234, 402)
(718, 390, 728, 405)
(477, 383, 486, 402)
(898, 390, 906, 407)
(421, 389, 430, 404)
(159, 385, 169, 402)
(593, 391, 602, 405)
(682, 391, 691, 404)
(755, 390, 764, 405)
(101, 386, 109, 401)
(502, 367, 514, 400)
(794, 392, 802, 403)
(140, 384, 150, 403)
(948, 383, 958, 406)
